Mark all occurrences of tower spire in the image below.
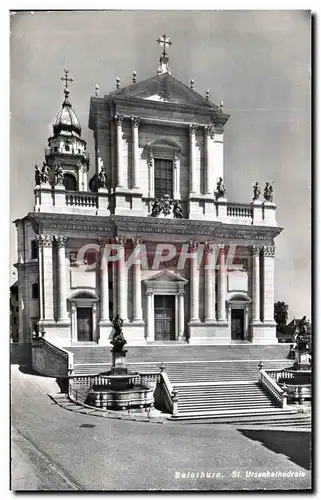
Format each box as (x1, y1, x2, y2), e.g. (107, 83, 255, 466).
(157, 33, 172, 75)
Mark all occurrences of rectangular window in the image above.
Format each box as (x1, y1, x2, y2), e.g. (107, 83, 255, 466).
(154, 159, 173, 199)
(32, 283, 39, 299)
(31, 240, 38, 259)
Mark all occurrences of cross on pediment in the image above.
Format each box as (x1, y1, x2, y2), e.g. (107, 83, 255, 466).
(157, 33, 172, 56)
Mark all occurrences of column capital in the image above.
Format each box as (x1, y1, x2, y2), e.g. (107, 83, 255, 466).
(71, 303, 76, 313)
(218, 246, 228, 256)
(188, 123, 199, 134)
(145, 289, 153, 296)
(262, 245, 275, 257)
(55, 235, 68, 248)
(36, 234, 54, 248)
(204, 124, 215, 138)
(147, 148, 154, 166)
(204, 242, 218, 254)
(114, 114, 124, 126)
(114, 236, 126, 246)
(127, 237, 144, 247)
(178, 290, 186, 296)
(131, 116, 140, 128)
(188, 240, 199, 253)
(252, 245, 262, 256)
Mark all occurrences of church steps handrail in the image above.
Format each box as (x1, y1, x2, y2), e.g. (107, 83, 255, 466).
(31, 337, 74, 377)
(259, 369, 287, 408)
(264, 369, 296, 382)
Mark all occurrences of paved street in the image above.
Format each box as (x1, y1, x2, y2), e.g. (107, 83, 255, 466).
(11, 364, 311, 491)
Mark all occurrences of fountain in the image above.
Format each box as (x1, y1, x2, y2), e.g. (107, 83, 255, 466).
(279, 317, 311, 405)
(85, 315, 155, 411)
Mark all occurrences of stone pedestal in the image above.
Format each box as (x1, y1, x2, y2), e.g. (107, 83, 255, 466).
(112, 350, 127, 373)
(295, 350, 311, 371)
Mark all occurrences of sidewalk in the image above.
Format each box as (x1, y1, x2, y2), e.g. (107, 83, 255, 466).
(11, 437, 56, 491)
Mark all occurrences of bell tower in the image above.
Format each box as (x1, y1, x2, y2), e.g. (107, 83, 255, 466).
(44, 69, 89, 191)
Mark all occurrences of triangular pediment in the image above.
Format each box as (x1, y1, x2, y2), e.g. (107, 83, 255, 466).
(109, 73, 218, 109)
(144, 270, 188, 283)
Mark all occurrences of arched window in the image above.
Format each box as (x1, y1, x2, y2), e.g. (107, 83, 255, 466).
(63, 173, 77, 191)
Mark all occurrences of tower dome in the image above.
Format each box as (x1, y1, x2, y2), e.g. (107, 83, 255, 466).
(53, 87, 81, 137)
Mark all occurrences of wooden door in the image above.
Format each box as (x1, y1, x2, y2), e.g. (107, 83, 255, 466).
(231, 309, 244, 340)
(77, 307, 93, 341)
(154, 295, 175, 341)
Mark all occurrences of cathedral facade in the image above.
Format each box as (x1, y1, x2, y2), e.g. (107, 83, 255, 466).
(14, 36, 281, 348)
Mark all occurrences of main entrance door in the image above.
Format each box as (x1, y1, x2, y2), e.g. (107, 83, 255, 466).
(231, 309, 244, 340)
(77, 307, 93, 341)
(154, 295, 175, 341)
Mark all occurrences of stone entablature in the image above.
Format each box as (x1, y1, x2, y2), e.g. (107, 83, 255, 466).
(28, 212, 281, 245)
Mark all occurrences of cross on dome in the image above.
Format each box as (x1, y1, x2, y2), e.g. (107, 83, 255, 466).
(61, 69, 74, 89)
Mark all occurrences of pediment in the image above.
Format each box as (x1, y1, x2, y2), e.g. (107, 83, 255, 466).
(110, 73, 218, 109)
(144, 270, 188, 283)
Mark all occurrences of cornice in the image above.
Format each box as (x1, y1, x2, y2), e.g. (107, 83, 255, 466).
(27, 211, 282, 243)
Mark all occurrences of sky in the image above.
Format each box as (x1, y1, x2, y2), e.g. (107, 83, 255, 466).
(9, 10, 311, 319)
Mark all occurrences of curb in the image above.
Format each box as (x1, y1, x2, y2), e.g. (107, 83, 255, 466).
(49, 394, 166, 424)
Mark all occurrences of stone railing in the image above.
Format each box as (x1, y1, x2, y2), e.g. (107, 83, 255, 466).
(265, 369, 296, 383)
(265, 369, 311, 405)
(259, 369, 287, 408)
(227, 203, 253, 218)
(65, 192, 98, 208)
(154, 367, 177, 415)
(31, 338, 74, 378)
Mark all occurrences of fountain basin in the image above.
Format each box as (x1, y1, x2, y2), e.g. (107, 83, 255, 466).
(85, 385, 154, 412)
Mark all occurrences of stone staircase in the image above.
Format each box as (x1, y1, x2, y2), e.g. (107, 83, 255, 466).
(64, 344, 307, 425)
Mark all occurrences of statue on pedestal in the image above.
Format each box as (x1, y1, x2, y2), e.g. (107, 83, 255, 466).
(98, 166, 107, 189)
(162, 194, 172, 216)
(111, 314, 127, 353)
(34, 164, 41, 186)
(150, 199, 162, 217)
(253, 181, 261, 201)
(55, 163, 64, 185)
(264, 182, 274, 202)
(216, 177, 226, 198)
(41, 161, 50, 184)
(173, 201, 184, 219)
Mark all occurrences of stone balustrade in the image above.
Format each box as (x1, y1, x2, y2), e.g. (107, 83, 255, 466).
(227, 203, 252, 218)
(65, 192, 98, 208)
(34, 184, 276, 226)
(259, 368, 287, 408)
(31, 338, 74, 377)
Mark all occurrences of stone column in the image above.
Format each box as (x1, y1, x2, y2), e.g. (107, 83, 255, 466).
(178, 290, 185, 338)
(204, 242, 216, 322)
(71, 303, 77, 342)
(115, 114, 124, 188)
(100, 242, 110, 323)
(132, 239, 143, 322)
(56, 235, 69, 323)
(204, 125, 214, 195)
(131, 117, 140, 189)
(189, 241, 200, 322)
(41, 235, 55, 321)
(217, 247, 227, 323)
(36, 235, 44, 321)
(147, 148, 154, 198)
(188, 124, 198, 195)
(116, 237, 128, 321)
(92, 303, 97, 340)
(262, 245, 276, 323)
(173, 153, 181, 200)
(251, 245, 261, 323)
(146, 290, 154, 341)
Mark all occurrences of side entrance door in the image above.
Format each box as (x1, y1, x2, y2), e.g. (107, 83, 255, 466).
(154, 295, 175, 341)
(231, 309, 244, 340)
(77, 307, 93, 341)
